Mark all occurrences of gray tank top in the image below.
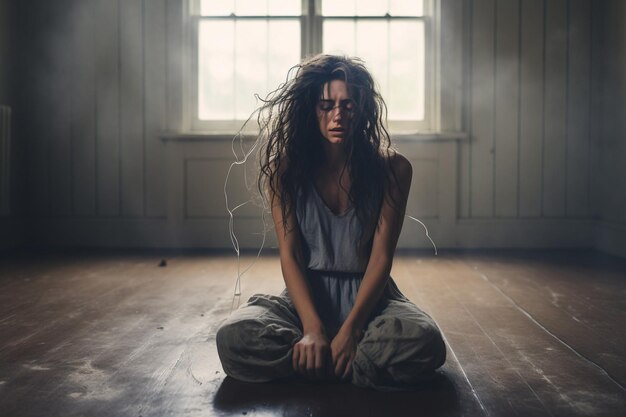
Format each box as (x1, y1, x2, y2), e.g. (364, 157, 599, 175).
(295, 184, 372, 272)
(292, 182, 409, 335)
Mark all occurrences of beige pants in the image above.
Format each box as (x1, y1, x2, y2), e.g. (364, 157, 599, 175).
(215, 289, 447, 391)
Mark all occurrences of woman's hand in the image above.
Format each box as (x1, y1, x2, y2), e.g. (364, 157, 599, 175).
(292, 329, 331, 380)
(330, 326, 364, 380)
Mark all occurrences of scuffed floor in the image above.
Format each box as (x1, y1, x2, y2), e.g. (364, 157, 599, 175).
(0, 249, 624, 416)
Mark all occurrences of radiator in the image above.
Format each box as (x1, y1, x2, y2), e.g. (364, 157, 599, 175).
(0, 105, 11, 216)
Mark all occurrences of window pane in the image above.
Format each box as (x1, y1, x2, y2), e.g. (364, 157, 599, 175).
(199, 21, 234, 119)
(323, 0, 423, 16)
(390, 0, 424, 16)
(235, 0, 268, 15)
(199, 19, 300, 120)
(268, 21, 301, 92)
(322, 0, 355, 16)
(356, 1, 386, 16)
(235, 21, 268, 119)
(201, 0, 300, 16)
(268, 0, 301, 15)
(201, 0, 234, 16)
(355, 21, 388, 96)
(323, 20, 356, 56)
(389, 20, 424, 120)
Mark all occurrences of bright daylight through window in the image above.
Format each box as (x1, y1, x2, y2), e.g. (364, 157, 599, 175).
(197, 0, 426, 127)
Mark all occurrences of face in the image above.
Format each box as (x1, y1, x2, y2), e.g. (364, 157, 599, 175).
(317, 79, 354, 144)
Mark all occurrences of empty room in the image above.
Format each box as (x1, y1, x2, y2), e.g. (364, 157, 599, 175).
(1, 0, 625, 416)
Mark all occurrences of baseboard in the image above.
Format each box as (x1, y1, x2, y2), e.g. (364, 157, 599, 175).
(21, 216, 598, 251)
(454, 218, 594, 249)
(28, 217, 275, 250)
(595, 221, 626, 258)
(9, 217, 625, 258)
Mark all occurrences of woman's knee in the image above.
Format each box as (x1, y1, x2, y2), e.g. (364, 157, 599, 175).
(361, 314, 446, 369)
(216, 318, 264, 377)
(216, 316, 301, 360)
(352, 315, 446, 389)
(216, 317, 258, 361)
(405, 318, 446, 369)
(427, 322, 447, 369)
(215, 321, 235, 361)
(216, 317, 300, 382)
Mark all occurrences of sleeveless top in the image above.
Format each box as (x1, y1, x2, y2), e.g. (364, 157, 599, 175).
(294, 182, 408, 336)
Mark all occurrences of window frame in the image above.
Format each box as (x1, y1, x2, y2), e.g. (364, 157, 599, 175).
(186, 0, 439, 134)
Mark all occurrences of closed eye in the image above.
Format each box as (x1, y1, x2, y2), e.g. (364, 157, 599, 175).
(318, 101, 334, 111)
(318, 99, 355, 112)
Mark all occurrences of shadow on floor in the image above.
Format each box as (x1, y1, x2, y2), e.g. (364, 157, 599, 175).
(212, 371, 460, 417)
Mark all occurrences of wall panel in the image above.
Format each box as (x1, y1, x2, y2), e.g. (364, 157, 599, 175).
(120, 0, 145, 217)
(463, 0, 592, 221)
(469, 0, 496, 217)
(95, 0, 120, 216)
(17, 3, 44, 218)
(143, 0, 167, 218)
(48, 0, 73, 216)
(186, 158, 259, 219)
(70, 0, 97, 216)
(565, 0, 591, 217)
(459, 0, 473, 219)
(493, 0, 520, 217)
(518, 0, 544, 217)
(542, 0, 568, 217)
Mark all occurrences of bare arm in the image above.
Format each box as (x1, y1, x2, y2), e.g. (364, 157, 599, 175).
(330, 153, 413, 379)
(269, 178, 331, 379)
(270, 194, 323, 334)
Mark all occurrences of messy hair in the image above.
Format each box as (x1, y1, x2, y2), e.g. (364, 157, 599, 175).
(256, 54, 402, 244)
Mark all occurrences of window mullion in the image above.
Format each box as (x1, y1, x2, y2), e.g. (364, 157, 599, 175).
(302, 0, 321, 56)
(300, 0, 307, 57)
(313, 0, 323, 54)
(428, 0, 438, 131)
(232, 18, 237, 120)
(386, 17, 391, 116)
(266, 19, 270, 97)
(189, 14, 199, 131)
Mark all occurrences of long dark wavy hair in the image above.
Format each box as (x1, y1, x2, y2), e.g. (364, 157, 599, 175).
(256, 54, 403, 245)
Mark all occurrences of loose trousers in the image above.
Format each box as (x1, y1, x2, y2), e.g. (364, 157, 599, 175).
(215, 289, 447, 391)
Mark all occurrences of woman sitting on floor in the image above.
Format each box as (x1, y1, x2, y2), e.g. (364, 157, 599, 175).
(216, 54, 447, 391)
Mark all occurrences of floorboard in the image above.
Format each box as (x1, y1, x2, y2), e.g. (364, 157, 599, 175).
(0, 249, 624, 416)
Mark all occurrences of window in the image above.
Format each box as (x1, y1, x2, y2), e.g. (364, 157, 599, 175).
(190, 0, 434, 133)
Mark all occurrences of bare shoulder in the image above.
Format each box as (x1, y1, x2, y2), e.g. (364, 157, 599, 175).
(387, 151, 413, 183)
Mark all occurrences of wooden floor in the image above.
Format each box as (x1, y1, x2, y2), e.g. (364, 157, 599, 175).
(0, 249, 625, 417)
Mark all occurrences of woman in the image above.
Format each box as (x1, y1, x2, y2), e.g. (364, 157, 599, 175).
(216, 54, 446, 391)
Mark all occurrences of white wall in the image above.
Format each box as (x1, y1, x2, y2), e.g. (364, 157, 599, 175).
(10, 0, 622, 255)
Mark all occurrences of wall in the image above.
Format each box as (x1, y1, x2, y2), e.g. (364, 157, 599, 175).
(595, 0, 626, 257)
(0, 0, 23, 250)
(462, 0, 593, 219)
(11, 0, 615, 253)
(0, 0, 12, 103)
(15, 0, 173, 248)
(18, 0, 168, 219)
(456, 0, 600, 249)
